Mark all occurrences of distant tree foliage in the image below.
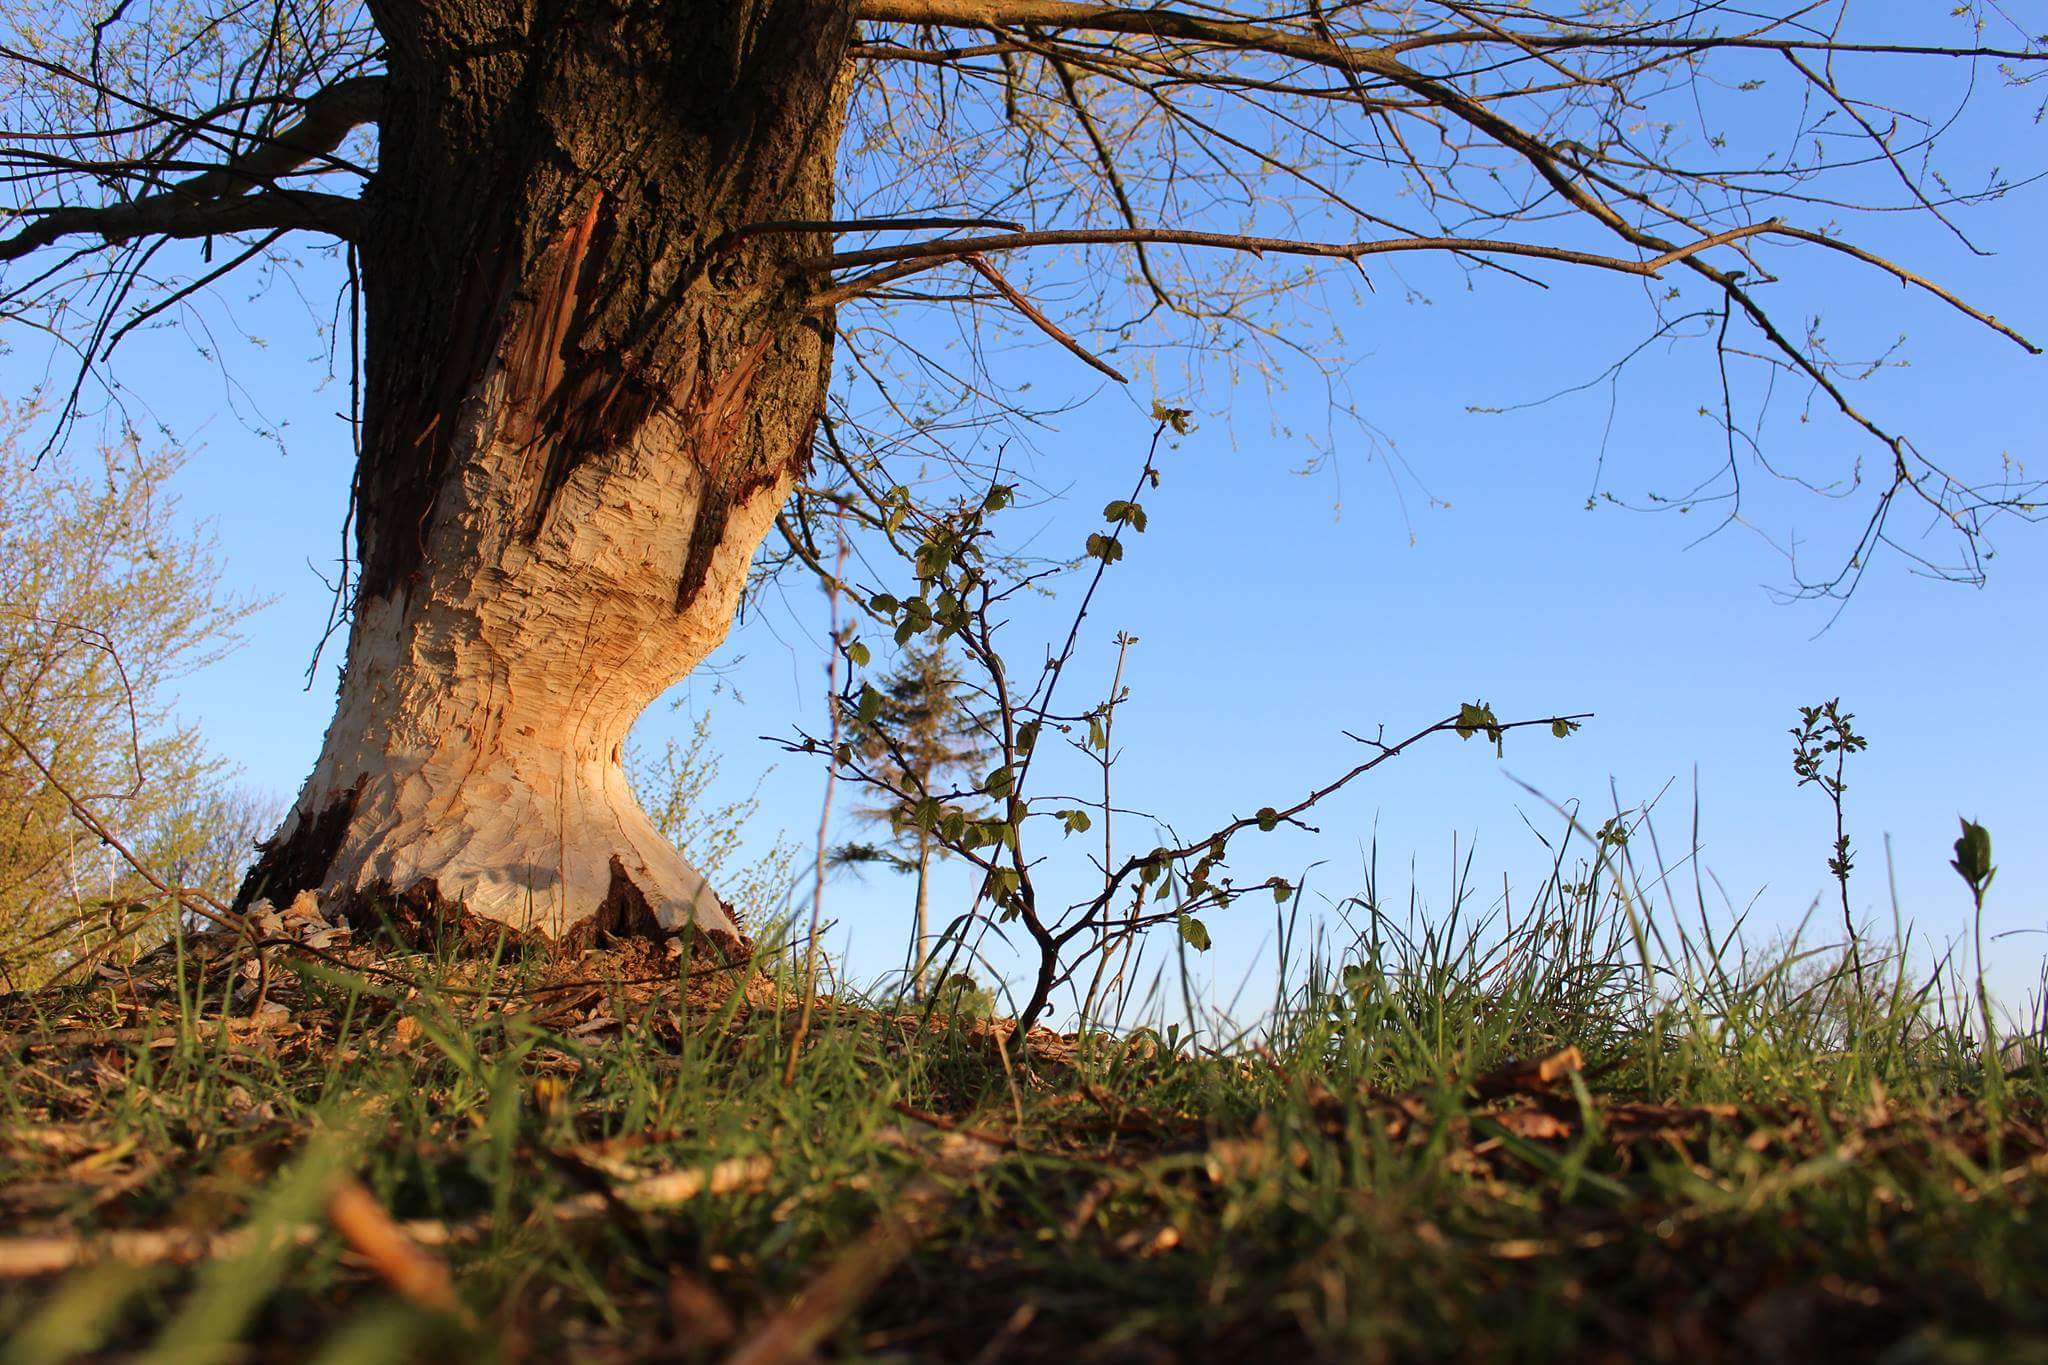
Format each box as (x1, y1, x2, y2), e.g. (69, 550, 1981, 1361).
(0, 406, 255, 986)
(631, 712, 801, 933)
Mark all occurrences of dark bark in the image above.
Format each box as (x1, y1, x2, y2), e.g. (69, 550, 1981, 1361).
(355, 0, 852, 604)
(237, 780, 361, 907)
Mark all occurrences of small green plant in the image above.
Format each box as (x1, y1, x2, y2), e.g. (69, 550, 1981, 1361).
(928, 971, 997, 1020)
(1792, 698, 1868, 993)
(1952, 817, 2001, 1090)
(631, 711, 800, 932)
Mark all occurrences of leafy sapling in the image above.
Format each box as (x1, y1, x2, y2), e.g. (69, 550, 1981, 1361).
(1793, 699, 1869, 994)
(1952, 818, 2002, 1085)
(787, 415, 1590, 1048)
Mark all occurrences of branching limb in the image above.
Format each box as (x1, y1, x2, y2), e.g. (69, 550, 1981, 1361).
(0, 75, 381, 260)
(858, 2, 2045, 64)
(804, 222, 1789, 306)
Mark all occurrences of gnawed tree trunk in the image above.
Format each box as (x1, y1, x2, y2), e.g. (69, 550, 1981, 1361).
(236, 0, 854, 954)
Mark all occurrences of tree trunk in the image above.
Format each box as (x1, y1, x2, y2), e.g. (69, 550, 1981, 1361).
(912, 833, 931, 997)
(237, 0, 854, 954)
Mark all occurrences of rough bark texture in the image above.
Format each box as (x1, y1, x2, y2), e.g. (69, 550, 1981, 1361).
(238, 0, 855, 951)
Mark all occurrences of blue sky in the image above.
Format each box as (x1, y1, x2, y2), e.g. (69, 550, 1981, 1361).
(106, 215, 2045, 1021)
(5, 33, 2043, 1024)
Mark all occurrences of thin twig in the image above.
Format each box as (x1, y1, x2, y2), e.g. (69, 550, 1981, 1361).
(785, 530, 850, 1088)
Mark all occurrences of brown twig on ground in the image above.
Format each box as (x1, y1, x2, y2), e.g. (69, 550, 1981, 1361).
(0, 1014, 299, 1055)
(325, 1177, 460, 1314)
(0, 1227, 267, 1278)
(887, 1102, 1020, 1152)
(1470, 1045, 1586, 1100)
(723, 1130, 1006, 1365)
(0, 1155, 776, 1278)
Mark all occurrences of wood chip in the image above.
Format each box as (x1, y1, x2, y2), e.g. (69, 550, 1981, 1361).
(326, 1177, 459, 1313)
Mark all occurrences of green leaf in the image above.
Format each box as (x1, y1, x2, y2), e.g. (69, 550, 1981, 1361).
(984, 483, 1014, 512)
(1178, 915, 1211, 952)
(845, 640, 870, 668)
(1102, 499, 1149, 533)
(1255, 807, 1279, 833)
(1269, 877, 1293, 904)
(1087, 715, 1108, 750)
(1551, 717, 1579, 739)
(6, 1262, 158, 1365)
(982, 765, 1014, 799)
(1058, 808, 1093, 835)
(1084, 532, 1124, 564)
(1139, 850, 1169, 885)
(1150, 401, 1195, 434)
(303, 1304, 444, 1365)
(870, 593, 899, 616)
(1016, 721, 1040, 752)
(1454, 702, 1497, 739)
(857, 684, 882, 727)
(1952, 818, 1996, 895)
(1455, 701, 1504, 756)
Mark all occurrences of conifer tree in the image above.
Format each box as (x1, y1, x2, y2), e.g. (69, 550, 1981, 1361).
(836, 643, 992, 994)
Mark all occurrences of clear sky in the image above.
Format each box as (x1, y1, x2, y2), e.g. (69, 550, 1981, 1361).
(4, 30, 2042, 1026)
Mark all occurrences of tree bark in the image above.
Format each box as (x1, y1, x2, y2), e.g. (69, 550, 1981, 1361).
(912, 834, 931, 996)
(237, 0, 855, 954)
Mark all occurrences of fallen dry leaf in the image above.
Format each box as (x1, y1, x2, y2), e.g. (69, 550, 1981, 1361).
(1471, 1047, 1586, 1099)
(1488, 1108, 1575, 1141)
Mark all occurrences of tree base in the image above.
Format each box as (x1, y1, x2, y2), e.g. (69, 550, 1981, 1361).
(238, 763, 753, 964)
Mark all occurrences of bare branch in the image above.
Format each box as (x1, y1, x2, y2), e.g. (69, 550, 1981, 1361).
(0, 75, 381, 261)
(803, 221, 1787, 303)
(149, 75, 384, 204)
(962, 254, 1129, 381)
(858, 2, 2048, 64)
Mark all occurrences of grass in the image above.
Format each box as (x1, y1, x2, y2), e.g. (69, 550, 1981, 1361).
(1, 836, 2044, 1364)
